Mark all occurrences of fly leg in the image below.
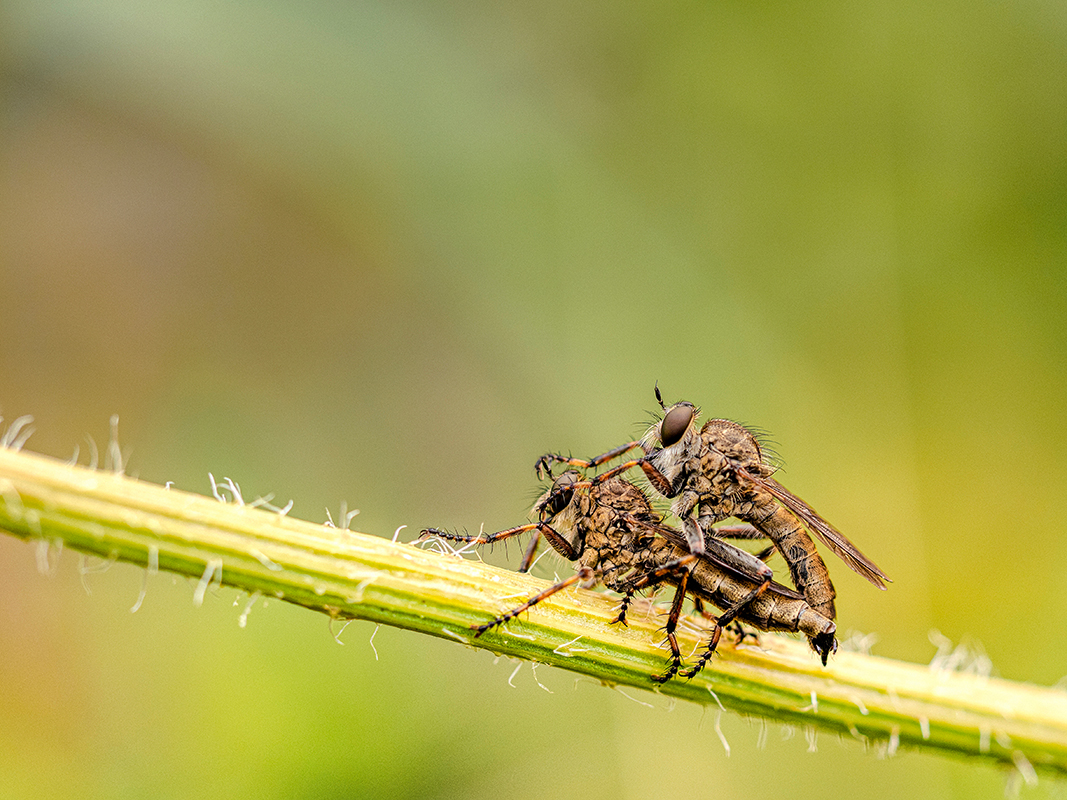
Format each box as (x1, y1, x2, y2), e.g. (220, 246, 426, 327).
(570, 454, 681, 499)
(473, 567, 598, 637)
(420, 523, 539, 547)
(420, 521, 579, 570)
(614, 554, 699, 683)
(611, 585, 638, 626)
(539, 450, 682, 516)
(534, 441, 643, 479)
(681, 570, 771, 680)
(726, 621, 760, 646)
(653, 572, 692, 684)
(517, 532, 541, 573)
(691, 595, 714, 621)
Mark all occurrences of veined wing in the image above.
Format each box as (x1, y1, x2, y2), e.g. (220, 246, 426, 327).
(625, 514, 806, 601)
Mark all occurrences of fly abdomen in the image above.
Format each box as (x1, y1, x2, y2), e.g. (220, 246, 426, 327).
(758, 503, 837, 622)
(689, 560, 772, 627)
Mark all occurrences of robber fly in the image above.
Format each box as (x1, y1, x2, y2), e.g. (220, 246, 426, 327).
(421, 472, 836, 682)
(534, 386, 889, 659)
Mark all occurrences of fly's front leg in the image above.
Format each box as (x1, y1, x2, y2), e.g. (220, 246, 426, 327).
(557, 454, 679, 498)
(637, 458, 680, 498)
(539, 458, 644, 513)
(534, 440, 643, 479)
(420, 521, 578, 564)
(473, 566, 597, 637)
(420, 523, 538, 548)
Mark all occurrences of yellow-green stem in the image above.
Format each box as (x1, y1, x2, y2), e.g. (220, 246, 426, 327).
(0, 445, 1064, 778)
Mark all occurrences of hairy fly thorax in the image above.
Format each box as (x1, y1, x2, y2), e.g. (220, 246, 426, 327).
(533, 472, 674, 591)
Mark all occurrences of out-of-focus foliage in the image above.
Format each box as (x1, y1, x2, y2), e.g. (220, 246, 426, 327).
(1, 2, 1064, 798)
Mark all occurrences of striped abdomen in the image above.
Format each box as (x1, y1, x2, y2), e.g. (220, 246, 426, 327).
(753, 499, 837, 623)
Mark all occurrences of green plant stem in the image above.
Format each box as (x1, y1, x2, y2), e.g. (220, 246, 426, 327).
(1, 445, 1064, 777)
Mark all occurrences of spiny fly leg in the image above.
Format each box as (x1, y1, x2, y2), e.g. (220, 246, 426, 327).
(419, 523, 537, 547)
(473, 567, 596, 638)
(651, 572, 690, 684)
(534, 441, 644, 480)
(614, 555, 697, 683)
(611, 586, 637, 626)
(681, 575, 770, 679)
(422, 521, 576, 565)
(680, 622, 723, 680)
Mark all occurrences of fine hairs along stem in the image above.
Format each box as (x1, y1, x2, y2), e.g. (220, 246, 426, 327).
(0, 442, 1064, 782)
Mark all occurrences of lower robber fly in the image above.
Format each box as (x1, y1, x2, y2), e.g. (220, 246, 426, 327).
(421, 471, 836, 682)
(534, 387, 889, 663)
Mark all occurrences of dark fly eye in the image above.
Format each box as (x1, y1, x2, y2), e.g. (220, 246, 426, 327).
(660, 404, 694, 447)
(545, 488, 574, 517)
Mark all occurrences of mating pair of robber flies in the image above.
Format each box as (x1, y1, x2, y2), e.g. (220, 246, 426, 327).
(421, 387, 890, 683)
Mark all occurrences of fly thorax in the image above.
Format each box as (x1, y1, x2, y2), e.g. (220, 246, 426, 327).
(701, 419, 765, 473)
(702, 493, 739, 520)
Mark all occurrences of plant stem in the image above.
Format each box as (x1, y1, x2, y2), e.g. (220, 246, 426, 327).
(0, 444, 1064, 778)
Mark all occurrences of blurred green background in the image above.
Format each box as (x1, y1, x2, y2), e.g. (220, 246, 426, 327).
(1, 2, 1065, 798)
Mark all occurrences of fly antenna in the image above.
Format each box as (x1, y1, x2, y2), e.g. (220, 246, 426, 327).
(654, 382, 667, 410)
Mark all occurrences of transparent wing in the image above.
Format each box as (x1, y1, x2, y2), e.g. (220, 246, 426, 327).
(625, 515, 807, 601)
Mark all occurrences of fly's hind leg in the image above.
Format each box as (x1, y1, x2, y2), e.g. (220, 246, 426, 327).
(420, 520, 578, 572)
(651, 572, 690, 684)
(615, 554, 698, 683)
(473, 567, 597, 637)
(681, 572, 771, 680)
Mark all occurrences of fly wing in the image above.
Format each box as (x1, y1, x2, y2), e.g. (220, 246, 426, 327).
(765, 579, 806, 601)
(746, 471, 891, 589)
(625, 515, 806, 600)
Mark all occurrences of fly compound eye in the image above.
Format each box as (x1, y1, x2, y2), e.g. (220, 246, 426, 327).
(660, 404, 694, 447)
(545, 488, 574, 517)
(542, 472, 579, 517)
